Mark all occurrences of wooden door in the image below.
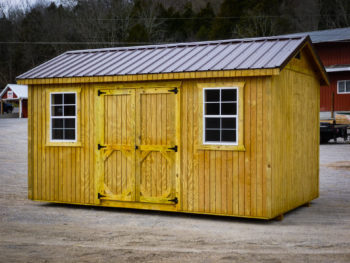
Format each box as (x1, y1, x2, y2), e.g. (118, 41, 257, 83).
(97, 89, 136, 202)
(135, 88, 179, 205)
(96, 86, 179, 206)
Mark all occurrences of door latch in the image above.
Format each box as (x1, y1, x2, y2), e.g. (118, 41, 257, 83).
(168, 145, 178, 152)
(168, 197, 178, 204)
(98, 144, 106, 150)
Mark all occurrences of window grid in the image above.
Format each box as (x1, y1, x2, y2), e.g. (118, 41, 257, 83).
(337, 80, 350, 94)
(203, 87, 238, 145)
(50, 92, 77, 142)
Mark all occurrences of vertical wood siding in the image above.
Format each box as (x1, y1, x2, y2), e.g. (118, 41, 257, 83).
(180, 77, 272, 218)
(271, 68, 319, 217)
(104, 93, 134, 200)
(138, 90, 177, 202)
(29, 84, 96, 204)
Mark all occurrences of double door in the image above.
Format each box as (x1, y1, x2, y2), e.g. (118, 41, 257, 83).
(96, 87, 179, 205)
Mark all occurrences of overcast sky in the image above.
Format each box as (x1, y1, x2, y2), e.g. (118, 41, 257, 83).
(0, 0, 61, 13)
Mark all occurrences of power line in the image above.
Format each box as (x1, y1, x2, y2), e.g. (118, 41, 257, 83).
(0, 41, 160, 45)
(87, 14, 350, 21)
(1, 14, 350, 21)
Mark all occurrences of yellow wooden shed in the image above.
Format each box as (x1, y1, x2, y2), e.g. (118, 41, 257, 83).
(17, 35, 328, 219)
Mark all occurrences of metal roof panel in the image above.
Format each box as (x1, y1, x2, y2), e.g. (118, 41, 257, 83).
(143, 47, 187, 74)
(17, 35, 311, 79)
(267, 39, 299, 67)
(210, 43, 249, 70)
(171, 45, 213, 72)
(282, 27, 350, 43)
(62, 52, 111, 77)
(128, 47, 174, 74)
(253, 40, 290, 68)
(152, 46, 197, 73)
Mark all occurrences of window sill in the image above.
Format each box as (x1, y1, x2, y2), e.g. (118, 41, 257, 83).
(196, 145, 246, 151)
(46, 142, 82, 147)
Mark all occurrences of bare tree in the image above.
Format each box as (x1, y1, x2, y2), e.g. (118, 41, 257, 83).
(235, 11, 279, 38)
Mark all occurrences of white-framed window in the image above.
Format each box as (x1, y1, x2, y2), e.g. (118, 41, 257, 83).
(337, 80, 350, 94)
(203, 87, 238, 145)
(50, 92, 77, 142)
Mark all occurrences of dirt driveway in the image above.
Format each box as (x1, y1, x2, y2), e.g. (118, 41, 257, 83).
(0, 119, 350, 262)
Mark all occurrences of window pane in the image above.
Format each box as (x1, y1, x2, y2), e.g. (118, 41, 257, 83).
(64, 129, 75, 140)
(338, 81, 345, 92)
(346, 81, 350, 92)
(64, 93, 75, 104)
(205, 103, 220, 115)
(222, 130, 236, 142)
(52, 106, 63, 116)
(51, 94, 63, 104)
(205, 90, 220, 102)
(52, 129, 63, 140)
(222, 118, 236, 129)
(205, 129, 220, 141)
(205, 118, 220, 129)
(221, 89, 236, 101)
(64, 119, 75, 128)
(64, 106, 75, 116)
(221, 103, 236, 115)
(52, 119, 63, 129)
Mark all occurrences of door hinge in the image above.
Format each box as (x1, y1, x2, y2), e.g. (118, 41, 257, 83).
(168, 87, 178, 94)
(98, 193, 106, 199)
(98, 144, 106, 150)
(168, 197, 178, 204)
(98, 90, 106, 96)
(168, 145, 178, 152)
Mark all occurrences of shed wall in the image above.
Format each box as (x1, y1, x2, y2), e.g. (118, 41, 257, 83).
(27, 66, 319, 219)
(180, 77, 272, 218)
(28, 76, 273, 218)
(271, 64, 320, 217)
(28, 84, 96, 204)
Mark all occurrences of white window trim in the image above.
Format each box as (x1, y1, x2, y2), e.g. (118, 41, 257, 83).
(203, 87, 239, 146)
(337, 80, 350, 94)
(50, 92, 77, 143)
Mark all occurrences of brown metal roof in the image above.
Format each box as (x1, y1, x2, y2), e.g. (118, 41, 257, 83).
(17, 36, 310, 80)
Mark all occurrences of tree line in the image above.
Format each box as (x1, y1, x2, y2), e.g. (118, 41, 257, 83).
(0, 0, 349, 88)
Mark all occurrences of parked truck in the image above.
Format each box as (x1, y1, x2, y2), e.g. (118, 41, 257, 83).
(320, 120, 349, 144)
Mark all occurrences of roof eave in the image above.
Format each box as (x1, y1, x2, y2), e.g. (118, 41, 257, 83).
(16, 68, 280, 85)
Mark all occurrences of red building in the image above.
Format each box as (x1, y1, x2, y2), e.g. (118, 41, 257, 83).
(288, 28, 350, 117)
(0, 84, 28, 118)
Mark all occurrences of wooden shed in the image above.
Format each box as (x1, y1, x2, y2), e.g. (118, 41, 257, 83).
(17, 35, 328, 219)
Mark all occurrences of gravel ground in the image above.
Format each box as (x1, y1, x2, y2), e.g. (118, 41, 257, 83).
(0, 118, 349, 262)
